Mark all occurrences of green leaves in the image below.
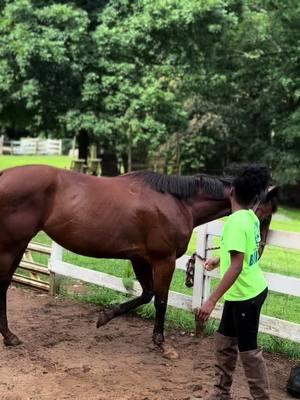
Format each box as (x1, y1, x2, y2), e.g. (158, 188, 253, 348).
(0, 1, 90, 133)
(0, 0, 298, 182)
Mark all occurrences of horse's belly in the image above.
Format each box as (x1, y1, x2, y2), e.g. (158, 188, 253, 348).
(45, 221, 146, 260)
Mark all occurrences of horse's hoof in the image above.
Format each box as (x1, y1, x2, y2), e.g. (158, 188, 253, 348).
(161, 343, 179, 360)
(3, 334, 22, 347)
(96, 310, 114, 328)
(152, 332, 164, 346)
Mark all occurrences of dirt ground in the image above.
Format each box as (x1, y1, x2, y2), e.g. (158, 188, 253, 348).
(0, 287, 295, 400)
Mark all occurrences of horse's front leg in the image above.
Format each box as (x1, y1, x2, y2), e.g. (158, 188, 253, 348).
(152, 256, 178, 359)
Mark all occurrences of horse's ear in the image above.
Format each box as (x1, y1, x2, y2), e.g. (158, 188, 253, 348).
(265, 185, 279, 212)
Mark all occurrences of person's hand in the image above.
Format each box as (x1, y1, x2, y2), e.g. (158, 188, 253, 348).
(204, 257, 220, 271)
(197, 299, 216, 324)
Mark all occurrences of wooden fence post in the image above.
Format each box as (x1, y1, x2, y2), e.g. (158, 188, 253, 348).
(49, 242, 63, 296)
(192, 224, 207, 335)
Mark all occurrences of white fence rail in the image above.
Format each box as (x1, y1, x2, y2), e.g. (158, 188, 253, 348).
(48, 222, 300, 343)
(190, 222, 300, 343)
(10, 138, 62, 155)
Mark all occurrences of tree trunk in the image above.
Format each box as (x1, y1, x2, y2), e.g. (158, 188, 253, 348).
(100, 151, 119, 176)
(128, 129, 132, 173)
(175, 132, 181, 175)
(121, 152, 128, 173)
(77, 129, 89, 162)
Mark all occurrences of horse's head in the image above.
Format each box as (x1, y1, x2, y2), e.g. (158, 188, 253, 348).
(255, 185, 279, 257)
(256, 185, 279, 220)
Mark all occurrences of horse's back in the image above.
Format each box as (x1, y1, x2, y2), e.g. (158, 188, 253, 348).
(43, 170, 155, 257)
(0, 165, 192, 259)
(0, 164, 59, 194)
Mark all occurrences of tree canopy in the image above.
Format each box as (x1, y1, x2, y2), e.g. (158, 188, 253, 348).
(0, 0, 299, 182)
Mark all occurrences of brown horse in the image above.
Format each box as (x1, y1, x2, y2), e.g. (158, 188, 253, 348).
(0, 165, 277, 356)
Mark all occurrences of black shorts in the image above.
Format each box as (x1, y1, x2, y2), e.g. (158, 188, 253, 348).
(218, 287, 268, 352)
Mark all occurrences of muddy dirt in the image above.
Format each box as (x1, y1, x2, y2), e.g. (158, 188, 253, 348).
(0, 287, 295, 399)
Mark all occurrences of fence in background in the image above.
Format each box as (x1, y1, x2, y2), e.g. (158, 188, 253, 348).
(14, 243, 51, 291)
(45, 223, 300, 343)
(16, 222, 300, 343)
(10, 138, 62, 155)
(191, 222, 300, 342)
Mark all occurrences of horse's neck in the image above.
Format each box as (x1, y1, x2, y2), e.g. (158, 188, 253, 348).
(187, 196, 231, 228)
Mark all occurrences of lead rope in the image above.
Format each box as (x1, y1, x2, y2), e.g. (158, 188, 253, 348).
(185, 246, 220, 288)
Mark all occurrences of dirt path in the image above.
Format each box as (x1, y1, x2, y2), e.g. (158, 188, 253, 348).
(0, 287, 295, 400)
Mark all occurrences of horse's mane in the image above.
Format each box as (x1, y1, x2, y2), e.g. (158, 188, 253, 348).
(129, 170, 232, 199)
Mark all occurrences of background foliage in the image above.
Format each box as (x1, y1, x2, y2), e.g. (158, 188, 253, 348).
(0, 0, 299, 183)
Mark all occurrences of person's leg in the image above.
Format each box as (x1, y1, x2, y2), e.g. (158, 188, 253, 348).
(234, 288, 270, 400)
(204, 301, 238, 400)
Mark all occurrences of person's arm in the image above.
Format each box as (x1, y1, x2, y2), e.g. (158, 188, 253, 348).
(197, 251, 244, 323)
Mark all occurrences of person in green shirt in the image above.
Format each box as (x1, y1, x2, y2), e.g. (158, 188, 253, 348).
(198, 164, 271, 400)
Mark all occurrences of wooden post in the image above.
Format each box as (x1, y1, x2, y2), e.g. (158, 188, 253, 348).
(71, 159, 86, 173)
(23, 249, 39, 281)
(71, 136, 76, 158)
(88, 159, 100, 176)
(192, 224, 207, 336)
(49, 242, 63, 296)
(58, 139, 62, 156)
(90, 144, 97, 160)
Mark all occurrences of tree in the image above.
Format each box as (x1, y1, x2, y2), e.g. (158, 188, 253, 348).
(0, 0, 298, 182)
(0, 1, 90, 136)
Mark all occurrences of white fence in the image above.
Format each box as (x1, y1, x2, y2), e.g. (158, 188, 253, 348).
(0, 135, 3, 154)
(11, 138, 62, 155)
(48, 222, 300, 343)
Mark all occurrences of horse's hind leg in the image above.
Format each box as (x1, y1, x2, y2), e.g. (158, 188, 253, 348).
(97, 259, 153, 327)
(0, 247, 27, 346)
(151, 256, 178, 359)
(0, 281, 21, 346)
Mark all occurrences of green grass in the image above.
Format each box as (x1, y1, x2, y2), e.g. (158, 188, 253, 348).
(0, 155, 71, 170)
(271, 207, 300, 233)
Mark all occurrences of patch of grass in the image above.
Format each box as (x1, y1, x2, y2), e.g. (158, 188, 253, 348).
(210, 278, 300, 325)
(259, 333, 300, 359)
(261, 246, 300, 277)
(270, 207, 300, 233)
(187, 232, 197, 255)
(0, 155, 71, 170)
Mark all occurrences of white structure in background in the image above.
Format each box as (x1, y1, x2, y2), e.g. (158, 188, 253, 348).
(10, 138, 62, 155)
(0, 135, 3, 155)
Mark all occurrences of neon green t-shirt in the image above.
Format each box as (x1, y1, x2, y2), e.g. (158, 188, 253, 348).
(220, 209, 267, 301)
